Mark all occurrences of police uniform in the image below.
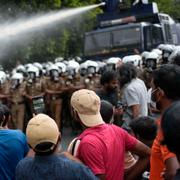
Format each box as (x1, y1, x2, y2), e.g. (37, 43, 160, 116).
(64, 74, 85, 133)
(84, 74, 101, 91)
(25, 78, 46, 116)
(45, 77, 65, 129)
(9, 81, 26, 130)
(0, 81, 9, 105)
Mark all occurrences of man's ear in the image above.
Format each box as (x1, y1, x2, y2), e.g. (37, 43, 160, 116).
(158, 88, 165, 97)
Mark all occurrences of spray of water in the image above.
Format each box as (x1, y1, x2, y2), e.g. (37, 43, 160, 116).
(0, 2, 105, 39)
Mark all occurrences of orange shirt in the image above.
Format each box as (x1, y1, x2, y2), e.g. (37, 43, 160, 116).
(150, 119, 176, 180)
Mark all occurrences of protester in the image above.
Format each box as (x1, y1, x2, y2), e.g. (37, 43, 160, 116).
(125, 116, 158, 179)
(150, 64, 180, 180)
(161, 101, 180, 180)
(15, 114, 97, 180)
(130, 116, 158, 147)
(96, 71, 123, 126)
(70, 89, 150, 180)
(96, 70, 118, 107)
(67, 100, 114, 156)
(0, 105, 29, 180)
(118, 63, 148, 128)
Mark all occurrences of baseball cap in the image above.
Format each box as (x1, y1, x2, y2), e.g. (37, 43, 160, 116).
(71, 89, 105, 127)
(26, 114, 60, 152)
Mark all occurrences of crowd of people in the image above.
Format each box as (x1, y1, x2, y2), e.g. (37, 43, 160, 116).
(1, 43, 180, 179)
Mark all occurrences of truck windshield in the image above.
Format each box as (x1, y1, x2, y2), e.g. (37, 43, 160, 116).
(84, 26, 141, 57)
(152, 25, 164, 47)
(144, 25, 164, 50)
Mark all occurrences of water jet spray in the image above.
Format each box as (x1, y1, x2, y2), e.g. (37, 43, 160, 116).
(0, 2, 105, 40)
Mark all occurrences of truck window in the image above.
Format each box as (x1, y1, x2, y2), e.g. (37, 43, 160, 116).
(84, 32, 111, 56)
(152, 25, 164, 47)
(163, 23, 172, 43)
(84, 26, 142, 57)
(144, 25, 152, 50)
(112, 27, 141, 47)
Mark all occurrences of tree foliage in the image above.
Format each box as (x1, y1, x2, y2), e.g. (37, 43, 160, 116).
(0, 0, 100, 69)
(150, 0, 180, 19)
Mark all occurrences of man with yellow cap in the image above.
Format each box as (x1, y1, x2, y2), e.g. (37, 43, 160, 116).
(15, 114, 97, 180)
(71, 89, 150, 180)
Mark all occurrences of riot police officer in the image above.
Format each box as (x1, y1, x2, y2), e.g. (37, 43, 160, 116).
(9, 73, 26, 130)
(45, 64, 65, 130)
(24, 65, 46, 117)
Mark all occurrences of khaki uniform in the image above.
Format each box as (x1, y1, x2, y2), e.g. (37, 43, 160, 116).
(9, 82, 26, 130)
(26, 78, 45, 97)
(45, 77, 65, 129)
(64, 74, 85, 133)
(84, 74, 101, 91)
(0, 82, 9, 105)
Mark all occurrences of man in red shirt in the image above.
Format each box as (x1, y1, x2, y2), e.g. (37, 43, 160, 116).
(71, 89, 150, 180)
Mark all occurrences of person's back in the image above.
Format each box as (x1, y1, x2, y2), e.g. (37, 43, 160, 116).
(0, 129, 29, 180)
(15, 114, 97, 180)
(16, 154, 97, 180)
(77, 123, 137, 180)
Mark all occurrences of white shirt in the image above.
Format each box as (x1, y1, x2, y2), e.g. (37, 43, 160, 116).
(122, 78, 148, 126)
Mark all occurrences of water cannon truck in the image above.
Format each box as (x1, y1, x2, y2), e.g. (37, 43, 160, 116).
(84, 0, 180, 60)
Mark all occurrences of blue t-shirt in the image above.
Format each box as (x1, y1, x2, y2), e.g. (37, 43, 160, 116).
(0, 129, 29, 180)
(16, 154, 97, 180)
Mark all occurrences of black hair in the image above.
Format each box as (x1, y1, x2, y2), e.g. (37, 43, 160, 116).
(161, 101, 180, 155)
(1, 104, 11, 127)
(153, 64, 180, 100)
(130, 116, 157, 141)
(117, 63, 137, 88)
(0, 106, 4, 126)
(34, 134, 60, 156)
(100, 70, 117, 86)
(34, 142, 57, 156)
(100, 100, 113, 123)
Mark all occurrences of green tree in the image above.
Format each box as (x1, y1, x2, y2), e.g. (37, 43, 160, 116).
(150, 0, 180, 19)
(0, 0, 102, 69)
